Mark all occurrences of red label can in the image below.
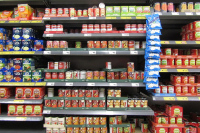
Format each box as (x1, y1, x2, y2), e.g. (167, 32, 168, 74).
(82, 24, 87, 31)
(57, 24, 63, 31)
(53, 41, 59, 48)
(92, 100, 99, 107)
(172, 49, 178, 56)
(99, 100, 105, 107)
(93, 89, 99, 97)
(72, 100, 78, 107)
(45, 99, 51, 107)
(182, 58, 189, 66)
(57, 8, 63, 15)
(108, 41, 115, 48)
(100, 8, 105, 17)
(189, 58, 196, 66)
(120, 72, 127, 79)
(174, 76, 181, 84)
(181, 76, 188, 83)
(46, 24, 51, 31)
(93, 71, 99, 80)
(190, 126, 197, 133)
(175, 58, 182, 66)
(101, 24, 106, 31)
(88, 24, 93, 31)
(58, 100, 64, 107)
(47, 41, 53, 48)
(77, 10, 82, 17)
(60, 41, 68, 48)
(114, 72, 120, 79)
(58, 89, 65, 97)
(131, 24, 137, 31)
(58, 62, 65, 69)
(99, 71, 106, 79)
(72, 89, 78, 97)
(51, 24, 57, 31)
(88, 8, 94, 17)
(86, 71, 93, 79)
(175, 86, 182, 93)
(45, 72, 51, 79)
(85, 89, 92, 97)
(94, 41, 100, 48)
(48, 62, 54, 69)
(69, 8, 75, 17)
(87, 41, 94, 48)
(182, 86, 188, 93)
(188, 76, 195, 83)
(85, 100, 92, 107)
(128, 72, 134, 80)
(51, 8, 57, 15)
(125, 24, 131, 31)
(52, 72, 58, 79)
(51, 99, 57, 108)
(191, 49, 198, 55)
(168, 59, 174, 65)
(45, 8, 51, 15)
(94, 8, 100, 17)
(58, 72, 65, 79)
(188, 86, 196, 93)
(128, 41, 135, 50)
(78, 89, 85, 97)
(63, 8, 69, 15)
(79, 100, 85, 107)
(83, 10, 88, 17)
(65, 89, 71, 97)
(94, 24, 100, 31)
(107, 24, 112, 31)
(65, 100, 71, 107)
(107, 72, 114, 80)
(101, 41, 107, 48)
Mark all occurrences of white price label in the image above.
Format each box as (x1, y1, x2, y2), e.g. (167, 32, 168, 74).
(185, 12, 193, 15)
(172, 12, 179, 15)
(63, 51, 70, 55)
(89, 17, 96, 19)
(84, 34, 92, 36)
(47, 82, 55, 86)
(87, 83, 95, 86)
(43, 17, 50, 19)
(109, 83, 117, 86)
(106, 111, 114, 115)
(46, 34, 53, 37)
(122, 33, 129, 36)
(130, 51, 138, 54)
(132, 83, 139, 86)
(43, 51, 51, 54)
(43, 110, 51, 114)
(196, 12, 200, 15)
(70, 17, 78, 20)
(155, 12, 162, 15)
(89, 51, 96, 54)
(65, 82, 73, 86)
(109, 51, 116, 54)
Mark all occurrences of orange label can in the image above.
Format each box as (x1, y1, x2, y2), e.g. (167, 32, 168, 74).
(99, 71, 106, 79)
(73, 117, 79, 125)
(79, 117, 86, 125)
(101, 41, 107, 48)
(93, 71, 100, 79)
(94, 41, 100, 48)
(66, 116, 73, 125)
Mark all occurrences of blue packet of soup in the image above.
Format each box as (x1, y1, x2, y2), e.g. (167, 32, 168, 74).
(146, 40, 161, 47)
(13, 40, 21, 51)
(146, 83, 159, 90)
(145, 52, 160, 59)
(145, 46, 161, 53)
(22, 40, 33, 51)
(144, 71, 160, 77)
(146, 29, 161, 36)
(6, 40, 13, 51)
(144, 77, 158, 84)
(146, 59, 160, 65)
(22, 28, 34, 40)
(146, 35, 160, 41)
(145, 65, 160, 71)
(146, 14, 162, 29)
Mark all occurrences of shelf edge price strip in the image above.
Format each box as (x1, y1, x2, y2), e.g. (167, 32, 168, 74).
(177, 69, 189, 72)
(163, 97, 175, 101)
(43, 110, 51, 114)
(109, 83, 117, 86)
(177, 97, 188, 101)
(87, 83, 95, 86)
(66, 82, 73, 86)
(47, 82, 55, 86)
(13, 100, 24, 103)
(15, 117, 27, 121)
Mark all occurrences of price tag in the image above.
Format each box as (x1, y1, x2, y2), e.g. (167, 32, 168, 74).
(63, 51, 70, 55)
(155, 12, 162, 15)
(172, 12, 179, 15)
(0, 21, 5, 23)
(177, 69, 189, 72)
(35, 82, 46, 86)
(160, 69, 168, 72)
(31, 20, 42, 23)
(66, 82, 73, 86)
(84, 34, 92, 36)
(43, 17, 50, 19)
(46, 34, 53, 37)
(136, 16, 146, 19)
(130, 51, 138, 54)
(20, 21, 31, 23)
(43, 51, 51, 54)
(163, 97, 175, 101)
(16, 117, 27, 121)
(132, 83, 139, 86)
(196, 41, 200, 44)
(9, 21, 19, 23)
(89, 51, 96, 54)
(109, 51, 116, 54)
(161, 41, 170, 44)
(177, 97, 188, 101)
(185, 12, 193, 15)
(198, 97, 200, 100)
(175, 41, 187, 44)
(109, 83, 117, 86)
(70, 17, 78, 20)
(89, 17, 96, 19)
(106, 17, 116, 19)
(121, 17, 132, 19)
(196, 12, 200, 15)
(47, 82, 55, 86)
(43, 110, 51, 114)
(106, 111, 114, 115)
(122, 33, 129, 36)
(13, 100, 24, 103)
(87, 83, 95, 86)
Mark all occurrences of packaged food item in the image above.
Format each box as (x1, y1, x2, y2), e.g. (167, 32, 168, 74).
(13, 70, 22, 82)
(33, 104, 42, 116)
(4, 70, 13, 82)
(34, 40, 44, 51)
(16, 105, 24, 116)
(8, 105, 16, 115)
(23, 70, 32, 82)
(25, 105, 33, 116)
(12, 28, 22, 40)
(6, 40, 13, 51)
(13, 40, 21, 51)
(18, 4, 32, 19)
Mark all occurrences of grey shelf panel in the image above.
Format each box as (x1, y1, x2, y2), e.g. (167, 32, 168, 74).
(43, 17, 146, 24)
(0, 115, 43, 121)
(160, 69, 200, 73)
(156, 12, 200, 19)
(46, 82, 145, 87)
(0, 97, 43, 104)
(43, 33, 146, 39)
(0, 20, 44, 26)
(43, 108, 154, 115)
(43, 50, 144, 55)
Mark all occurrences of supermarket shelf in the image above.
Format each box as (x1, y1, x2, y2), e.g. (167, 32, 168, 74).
(0, 51, 43, 55)
(0, 20, 44, 26)
(45, 82, 144, 87)
(0, 97, 43, 104)
(43, 50, 144, 55)
(0, 115, 43, 121)
(43, 33, 146, 39)
(161, 41, 200, 46)
(0, 82, 46, 86)
(50, 0, 148, 5)
(43, 108, 154, 115)
(160, 69, 200, 73)
(43, 16, 146, 24)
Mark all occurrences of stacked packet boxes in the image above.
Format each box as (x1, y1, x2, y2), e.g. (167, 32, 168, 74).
(144, 14, 162, 90)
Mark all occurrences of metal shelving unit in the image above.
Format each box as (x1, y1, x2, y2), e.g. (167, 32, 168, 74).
(160, 69, 200, 72)
(43, 33, 146, 39)
(0, 98, 43, 104)
(0, 51, 43, 55)
(0, 115, 43, 121)
(43, 108, 154, 115)
(0, 20, 44, 26)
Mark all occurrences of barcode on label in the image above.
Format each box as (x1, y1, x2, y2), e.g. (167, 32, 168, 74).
(63, 51, 70, 55)
(130, 51, 138, 54)
(66, 82, 73, 86)
(84, 34, 92, 36)
(132, 83, 139, 86)
(109, 51, 116, 54)
(43, 51, 51, 54)
(88, 83, 95, 86)
(109, 83, 117, 86)
(122, 33, 129, 36)
(47, 82, 55, 86)
(46, 34, 53, 37)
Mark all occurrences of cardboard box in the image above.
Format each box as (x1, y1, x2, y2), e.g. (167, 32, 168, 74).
(18, 4, 33, 20)
(33, 104, 43, 116)
(24, 105, 33, 116)
(24, 87, 32, 99)
(13, 70, 23, 82)
(136, 6, 143, 16)
(121, 6, 136, 16)
(23, 70, 32, 82)
(0, 87, 11, 98)
(106, 6, 113, 16)
(142, 6, 150, 16)
(15, 87, 24, 99)
(32, 69, 42, 82)
(155, 127, 168, 133)
(8, 105, 16, 116)
(33, 87, 44, 99)
(16, 105, 24, 116)
(167, 105, 183, 117)
(169, 127, 182, 133)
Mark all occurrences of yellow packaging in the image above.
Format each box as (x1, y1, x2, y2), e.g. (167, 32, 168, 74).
(1, 11, 13, 19)
(188, 2, 194, 10)
(18, 4, 32, 19)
